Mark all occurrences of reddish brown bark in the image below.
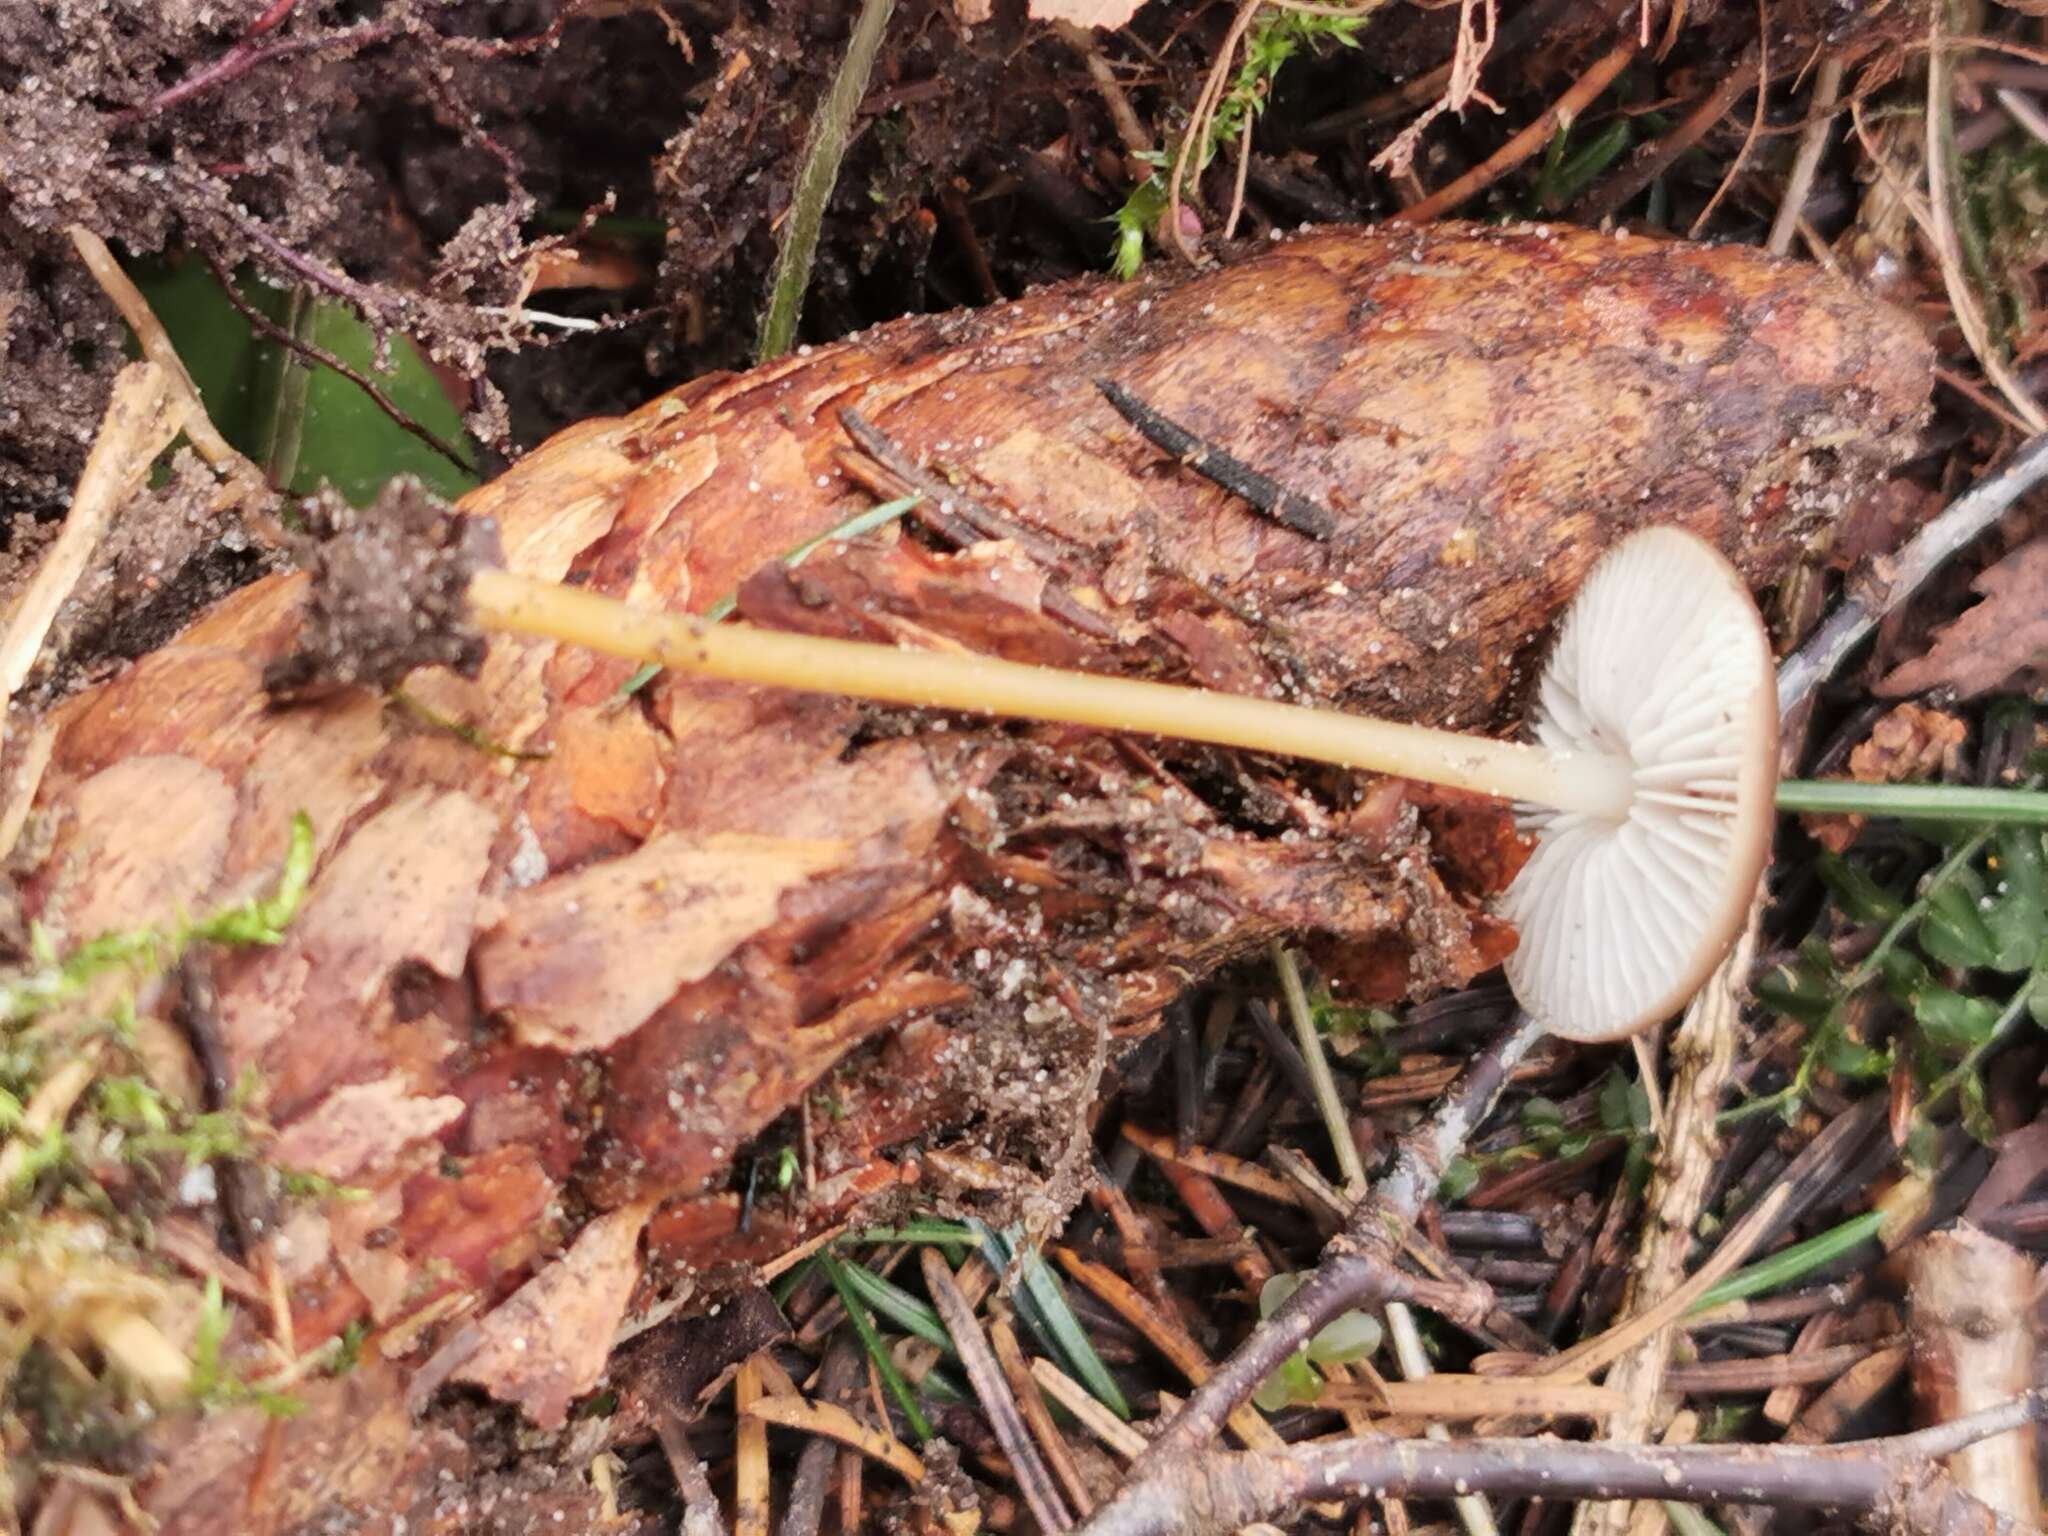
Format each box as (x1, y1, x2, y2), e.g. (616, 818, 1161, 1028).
(9, 223, 1929, 1531)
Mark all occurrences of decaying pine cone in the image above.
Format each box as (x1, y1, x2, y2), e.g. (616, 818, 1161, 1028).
(8, 223, 1927, 1533)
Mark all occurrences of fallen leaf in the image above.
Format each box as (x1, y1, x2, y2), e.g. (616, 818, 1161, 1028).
(270, 1077, 467, 1182)
(1879, 538, 2048, 698)
(444, 1201, 654, 1428)
(1801, 702, 1968, 853)
(1029, 0, 1145, 27)
(474, 831, 851, 1052)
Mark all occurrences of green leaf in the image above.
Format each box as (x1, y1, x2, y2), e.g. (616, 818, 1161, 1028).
(1818, 853, 1906, 925)
(1520, 1096, 1565, 1132)
(1437, 1155, 1480, 1203)
(191, 1274, 228, 1399)
(126, 258, 478, 506)
(969, 1221, 1131, 1421)
(1921, 871, 1999, 971)
(1755, 956, 1836, 1022)
(1817, 1029, 1890, 1081)
(1908, 982, 2002, 1052)
(1252, 1351, 1323, 1413)
(1597, 1071, 1633, 1132)
(1980, 827, 2047, 972)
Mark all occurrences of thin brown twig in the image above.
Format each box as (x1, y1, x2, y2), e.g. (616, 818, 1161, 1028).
(1687, 0, 1770, 235)
(0, 363, 183, 706)
(991, 1316, 1096, 1517)
(1165, 0, 1264, 260)
(1574, 38, 1764, 222)
(1768, 54, 1846, 254)
(1393, 36, 1638, 224)
(1030, 1357, 1149, 1462)
(65, 227, 258, 486)
(922, 1249, 1073, 1533)
(1663, 1340, 1885, 1395)
(656, 1405, 733, 1536)
(744, 1395, 925, 1485)
(1053, 1247, 1286, 1453)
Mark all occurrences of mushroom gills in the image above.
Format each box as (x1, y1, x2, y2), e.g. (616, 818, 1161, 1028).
(1500, 527, 1779, 1043)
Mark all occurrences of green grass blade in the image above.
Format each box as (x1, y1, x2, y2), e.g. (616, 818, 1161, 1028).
(1693, 1210, 1884, 1313)
(1777, 780, 2048, 825)
(820, 1252, 934, 1443)
(831, 1259, 956, 1358)
(969, 1220, 1131, 1421)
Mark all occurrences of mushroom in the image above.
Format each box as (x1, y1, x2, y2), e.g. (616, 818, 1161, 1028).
(449, 525, 1775, 1040)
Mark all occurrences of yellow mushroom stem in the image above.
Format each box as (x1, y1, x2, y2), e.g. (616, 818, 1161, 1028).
(469, 568, 1638, 819)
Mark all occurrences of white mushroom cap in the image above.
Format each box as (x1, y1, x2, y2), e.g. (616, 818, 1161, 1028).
(1499, 527, 1778, 1042)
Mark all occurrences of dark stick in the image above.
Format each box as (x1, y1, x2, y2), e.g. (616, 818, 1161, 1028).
(838, 407, 1072, 569)
(922, 1248, 1074, 1533)
(836, 406, 1117, 643)
(1087, 1392, 2048, 1536)
(201, 254, 474, 477)
(175, 951, 274, 1259)
(780, 1338, 863, 1536)
(1241, 997, 1323, 1112)
(1093, 379, 1337, 542)
(1571, 40, 1765, 223)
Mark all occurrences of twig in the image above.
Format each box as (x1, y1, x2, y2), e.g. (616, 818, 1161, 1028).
(1052, 1248, 1286, 1453)
(1080, 1392, 2048, 1536)
(1786, 1345, 1910, 1444)
(756, 0, 897, 359)
(1768, 55, 1846, 254)
(1687, 1, 1768, 236)
(1118, 1125, 1303, 1211)
(779, 1338, 862, 1536)
(1272, 946, 1366, 1191)
(735, 1357, 771, 1536)
(1775, 434, 2048, 713)
(199, 253, 473, 477)
(922, 1249, 1073, 1533)
(1573, 39, 1765, 223)
(1030, 1357, 1150, 1462)
(1116, 1012, 1543, 1481)
(1391, 36, 1637, 224)
(656, 1405, 733, 1536)
(1664, 1340, 1884, 1395)
(0, 363, 183, 706)
(66, 227, 256, 486)
(1164, 0, 1265, 262)
(1095, 380, 1335, 541)
(992, 1316, 1096, 1517)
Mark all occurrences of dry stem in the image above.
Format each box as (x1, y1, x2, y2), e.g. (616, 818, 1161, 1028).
(0, 363, 184, 709)
(1082, 1393, 2048, 1536)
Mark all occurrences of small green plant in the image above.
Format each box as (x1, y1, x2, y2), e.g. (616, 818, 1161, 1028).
(1111, 9, 1367, 279)
(1251, 1271, 1383, 1412)
(1737, 799, 2048, 1148)
(189, 1275, 301, 1417)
